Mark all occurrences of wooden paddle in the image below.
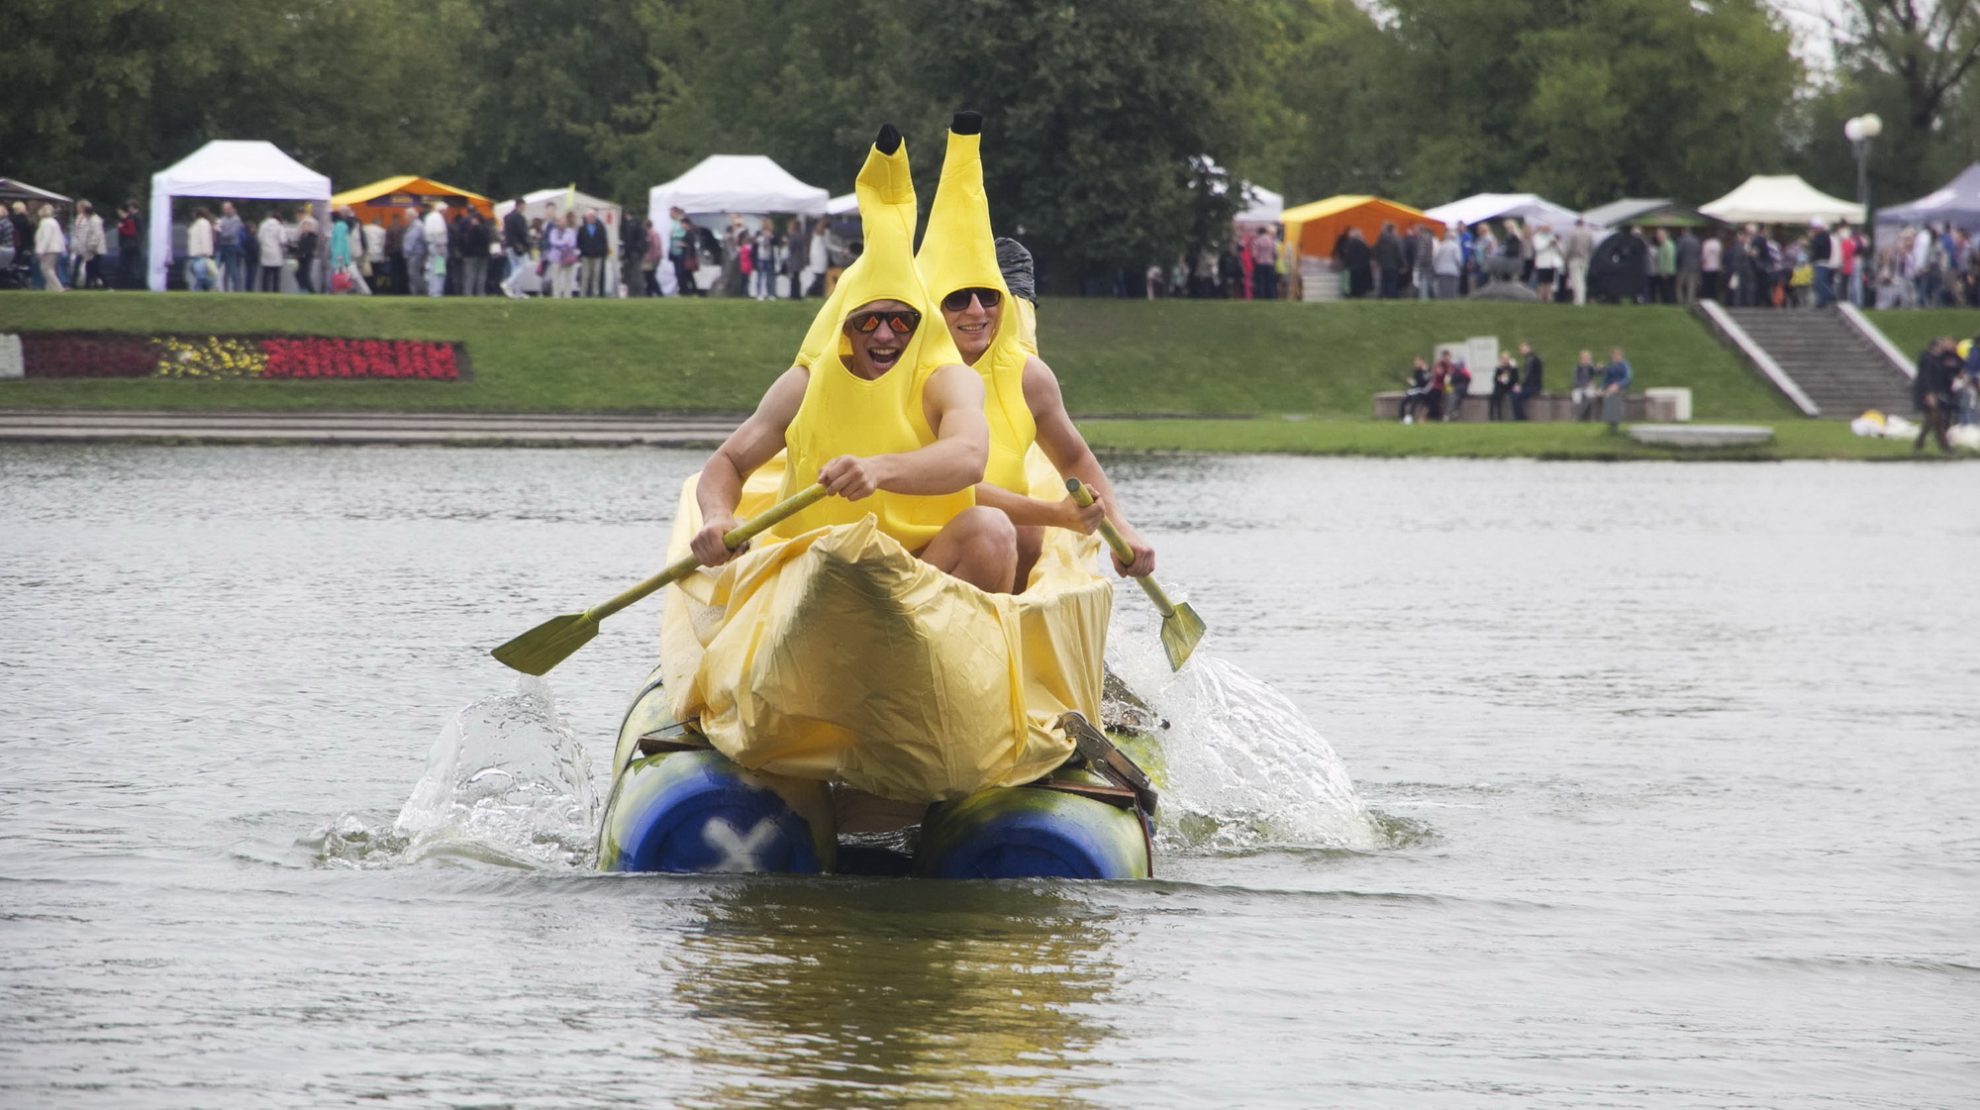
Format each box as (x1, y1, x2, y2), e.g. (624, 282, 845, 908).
(491, 483, 829, 676)
(1067, 478, 1204, 671)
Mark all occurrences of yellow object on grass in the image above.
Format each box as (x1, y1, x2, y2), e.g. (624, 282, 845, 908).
(774, 128, 972, 550)
(661, 448, 1111, 803)
(916, 121, 1036, 495)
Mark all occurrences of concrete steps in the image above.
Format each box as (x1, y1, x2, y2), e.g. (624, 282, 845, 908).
(1721, 308, 1913, 418)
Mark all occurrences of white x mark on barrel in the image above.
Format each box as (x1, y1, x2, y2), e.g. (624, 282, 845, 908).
(702, 816, 780, 872)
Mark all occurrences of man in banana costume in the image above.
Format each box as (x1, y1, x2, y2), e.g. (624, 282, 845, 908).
(916, 111, 1157, 590)
(688, 124, 1018, 593)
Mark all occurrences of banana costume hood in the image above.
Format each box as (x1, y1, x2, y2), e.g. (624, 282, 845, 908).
(916, 113, 1036, 494)
(792, 126, 962, 376)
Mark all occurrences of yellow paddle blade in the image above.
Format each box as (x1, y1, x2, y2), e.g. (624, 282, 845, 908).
(1159, 601, 1206, 672)
(490, 612, 598, 677)
(1069, 477, 1206, 671)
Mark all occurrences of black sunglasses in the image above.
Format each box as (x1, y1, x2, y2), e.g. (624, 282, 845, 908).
(941, 286, 1003, 312)
(846, 308, 922, 336)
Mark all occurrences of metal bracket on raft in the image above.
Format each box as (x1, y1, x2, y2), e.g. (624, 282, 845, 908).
(1053, 712, 1159, 816)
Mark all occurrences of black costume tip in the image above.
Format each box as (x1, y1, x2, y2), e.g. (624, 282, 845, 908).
(951, 111, 982, 136)
(874, 124, 903, 154)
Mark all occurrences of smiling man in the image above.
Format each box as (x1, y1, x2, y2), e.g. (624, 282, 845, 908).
(914, 111, 1156, 591)
(687, 124, 1018, 593)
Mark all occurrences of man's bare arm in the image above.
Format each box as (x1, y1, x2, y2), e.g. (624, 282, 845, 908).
(691, 367, 807, 564)
(1024, 357, 1156, 576)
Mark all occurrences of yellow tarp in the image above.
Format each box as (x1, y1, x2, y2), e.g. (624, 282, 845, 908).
(330, 175, 495, 218)
(1281, 194, 1443, 263)
(660, 450, 1111, 803)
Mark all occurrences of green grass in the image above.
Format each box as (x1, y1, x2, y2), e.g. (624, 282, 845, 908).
(1076, 417, 1942, 461)
(1865, 308, 1980, 360)
(0, 292, 1795, 421)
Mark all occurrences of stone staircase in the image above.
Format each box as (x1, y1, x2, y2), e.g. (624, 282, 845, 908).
(1720, 307, 1914, 418)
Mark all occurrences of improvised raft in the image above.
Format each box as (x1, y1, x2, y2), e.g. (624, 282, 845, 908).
(595, 452, 1164, 880)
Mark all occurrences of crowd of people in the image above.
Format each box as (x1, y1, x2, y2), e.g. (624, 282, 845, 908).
(0, 193, 859, 299)
(1398, 342, 1635, 428)
(1130, 213, 1980, 311)
(11, 187, 1980, 314)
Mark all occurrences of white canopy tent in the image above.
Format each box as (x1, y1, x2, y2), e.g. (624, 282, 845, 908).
(825, 192, 858, 216)
(148, 140, 331, 291)
(1195, 156, 1284, 226)
(1424, 192, 1585, 231)
(1699, 174, 1864, 226)
(1235, 182, 1284, 226)
(495, 187, 625, 295)
(646, 155, 828, 229)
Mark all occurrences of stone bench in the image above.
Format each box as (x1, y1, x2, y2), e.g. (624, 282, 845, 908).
(1372, 391, 1678, 423)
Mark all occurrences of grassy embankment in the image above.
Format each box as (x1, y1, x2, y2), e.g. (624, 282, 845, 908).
(1866, 308, 1980, 360)
(0, 292, 1962, 459)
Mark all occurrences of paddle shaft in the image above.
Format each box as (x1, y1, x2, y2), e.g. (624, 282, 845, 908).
(1065, 479, 1178, 616)
(585, 483, 828, 623)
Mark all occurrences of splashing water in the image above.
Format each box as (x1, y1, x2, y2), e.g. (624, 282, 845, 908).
(311, 678, 600, 869)
(1111, 637, 1381, 854)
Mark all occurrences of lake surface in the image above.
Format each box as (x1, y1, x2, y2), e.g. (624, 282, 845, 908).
(2, 446, 1974, 1108)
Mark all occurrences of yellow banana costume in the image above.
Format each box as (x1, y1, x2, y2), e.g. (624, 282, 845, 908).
(772, 130, 971, 549)
(916, 116, 1036, 495)
(659, 126, 1112, 804)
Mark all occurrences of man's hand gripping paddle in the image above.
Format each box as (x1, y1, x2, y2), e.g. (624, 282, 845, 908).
(491, 483, 829, 676)
(1067, 478, 1204, 671)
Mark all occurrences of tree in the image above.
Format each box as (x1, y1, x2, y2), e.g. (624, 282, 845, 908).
(1374, 0, 1800, 209)
(914, 0, 1263, 289)
(0, 0, 481, 208)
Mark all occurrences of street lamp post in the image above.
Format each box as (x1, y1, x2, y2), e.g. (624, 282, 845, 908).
(1844, 113, 1882, 305)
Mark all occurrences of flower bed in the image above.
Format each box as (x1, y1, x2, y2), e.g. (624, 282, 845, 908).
(20, 333, 158, 379)
(3, 332, 468, 382)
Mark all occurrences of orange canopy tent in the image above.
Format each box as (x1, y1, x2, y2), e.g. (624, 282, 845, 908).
(330, 175, 495, 226)
(1281, 195, 1444, 262)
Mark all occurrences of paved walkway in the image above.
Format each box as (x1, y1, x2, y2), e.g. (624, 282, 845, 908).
(0, 410, 748, 446)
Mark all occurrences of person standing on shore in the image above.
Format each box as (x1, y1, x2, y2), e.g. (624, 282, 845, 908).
(1489, 353, 1516, 421)
(1913, 337, 1956, 453)
(183, 207, 216, 292)
(1675, 227, 1701, 305)
(293, 207, 320, 294)
(1809, 219, 1836, 308)
(216, 202, 245, 292)
(1571, 349, 1599, 421)
(421, 200, 449, 297)
(500, 200, 531, 298)
(1565, 218, 1594, 305)
(1514, 341, 1543, 421)
(1701, 230, 1723, 301)
(576, 208, 609, 297)
(1251, 225, 1280, 301)
(68, 201, 105, 290)
(1601, 347, 1633, 431)
(1432, 228, 1460, 300)
(257, 210, 286, 292)
(35, 204, 68, 291)
(547, 212, 579, 298)
(399, 209, 426, 297)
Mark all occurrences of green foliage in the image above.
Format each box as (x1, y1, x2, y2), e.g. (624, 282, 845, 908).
(914, 0, 1260, 286)
(0, 0, 481, 206)
(8, 0, 1980, 272)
